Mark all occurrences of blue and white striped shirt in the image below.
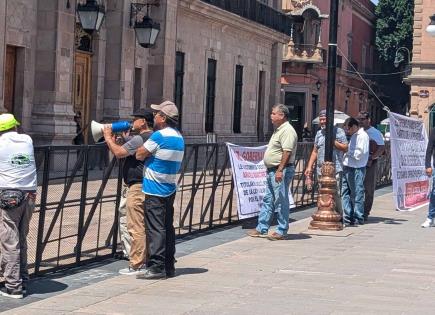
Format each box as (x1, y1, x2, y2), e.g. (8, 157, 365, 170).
(142, 127, 184, 197)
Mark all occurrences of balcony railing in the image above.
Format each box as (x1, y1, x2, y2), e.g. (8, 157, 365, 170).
(284, 42, 324, 63)
(201, 0, 292, 35)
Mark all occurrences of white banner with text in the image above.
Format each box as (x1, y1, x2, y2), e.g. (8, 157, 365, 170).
(226, 143, 295, 219)
(389, 112, 429, 211)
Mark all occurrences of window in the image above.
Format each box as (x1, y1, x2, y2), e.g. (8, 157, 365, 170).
(337, 55, 343, 69)
(174, 52, 185, 130)
(233, 65, 243, 133)
(205, 59, 217, 133)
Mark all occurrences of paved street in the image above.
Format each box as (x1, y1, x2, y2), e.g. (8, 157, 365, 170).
(4, 187, 435, 314)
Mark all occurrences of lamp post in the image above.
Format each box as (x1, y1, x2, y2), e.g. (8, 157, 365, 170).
(130, 2, 161, 48)
(309, 0, 342, 230)
(426, 15, 435, 37)
(76, 0, 105, 32)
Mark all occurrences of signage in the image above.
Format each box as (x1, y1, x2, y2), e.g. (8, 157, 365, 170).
(419, 90, 430, 98)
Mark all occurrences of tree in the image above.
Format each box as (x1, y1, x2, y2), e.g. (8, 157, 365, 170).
(374, 0, 414, 116)
(375, 0, 414, 63)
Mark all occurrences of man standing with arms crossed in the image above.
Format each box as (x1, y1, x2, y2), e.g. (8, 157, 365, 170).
(357, 111, 385, 221)
(248, 104, 298, 240)
(136, 101, 184, 279)
(103, 109, 153, 275)
(0, 114, 37, 299)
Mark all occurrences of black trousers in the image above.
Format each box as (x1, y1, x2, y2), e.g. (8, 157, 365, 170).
(144, 193, 176, 272)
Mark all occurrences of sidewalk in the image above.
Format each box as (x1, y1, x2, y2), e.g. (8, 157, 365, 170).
(4, 190, 435, 314)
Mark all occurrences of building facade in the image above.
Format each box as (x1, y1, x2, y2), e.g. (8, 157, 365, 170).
(0, 0, 289, 145)
(281, 0, 379, 138)
(405, 0, 435, 129)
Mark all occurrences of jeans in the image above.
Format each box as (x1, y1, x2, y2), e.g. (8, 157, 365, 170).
(341, 166, 366, 224)
(256, 165, 295, 236)
(428, 174, 435, 220)
(144, 193, 176, 273)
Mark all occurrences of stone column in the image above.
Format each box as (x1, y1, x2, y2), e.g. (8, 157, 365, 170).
(267, 42, 283, 133)
(146, 0, 178, 105)
(31, 0, 76, 145)
(103, 0, 136, 121)
(0, 0, 6, 111)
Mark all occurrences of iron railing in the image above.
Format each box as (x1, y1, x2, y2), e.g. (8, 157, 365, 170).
(201, 0, 293, 36)
(0, 142, 391, 277)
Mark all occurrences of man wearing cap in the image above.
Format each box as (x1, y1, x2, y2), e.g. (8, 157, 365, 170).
(136, 101, 184, 279)
(0, 114, 36, 299)
(357, 111, 385, 221)
(247, 104, 298, 241)
(304, 110, 348, 214)
(103, 109, 154, 275)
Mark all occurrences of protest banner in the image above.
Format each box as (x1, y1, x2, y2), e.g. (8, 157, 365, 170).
(389, 112, 429, 211)
(226, 143, 295, 219)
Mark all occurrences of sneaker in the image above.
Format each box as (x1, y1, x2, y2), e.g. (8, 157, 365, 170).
(247, 229, 267, 238)
(119, 266, 143, 275)
(267, 232, 285, 241)
(0, 287, 23, 299)
(166, 269, 176, 278)
(136, 268, 166, 280)
(421, 218, 434, 228)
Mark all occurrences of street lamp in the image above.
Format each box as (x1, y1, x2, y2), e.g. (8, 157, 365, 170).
(77, 0, 105, 32)
(130, 2, 161, 48)
(394, 47, 411, 68)
(345, 88, 351, 98)
(344, 88, 351, 113)
(309, 0, 342, 231)
(316, 80, 322, 91)
(426, 15, 435, 37)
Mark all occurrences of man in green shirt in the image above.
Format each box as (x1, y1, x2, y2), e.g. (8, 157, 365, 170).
(248, 104, 298, 240)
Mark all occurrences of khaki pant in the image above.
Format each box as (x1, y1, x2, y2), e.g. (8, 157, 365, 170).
(0, 196, 34, 291)
(118, 186, 130, 258)
(126, 183, 146, 269)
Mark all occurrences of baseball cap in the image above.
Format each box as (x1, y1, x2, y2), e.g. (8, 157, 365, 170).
(319, 109, 327, 117)
(132, 108, 154, 126)
(0, 113, 20, 132)
(151, 101, 179, 120)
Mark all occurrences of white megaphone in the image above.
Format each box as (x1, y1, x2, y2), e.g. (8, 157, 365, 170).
(90, 120, 132, 142)
(91, 120, 104, 142)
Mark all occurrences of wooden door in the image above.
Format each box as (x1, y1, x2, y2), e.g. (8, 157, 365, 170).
(4, 46, 17, 113)
(73, 52, 92, 143)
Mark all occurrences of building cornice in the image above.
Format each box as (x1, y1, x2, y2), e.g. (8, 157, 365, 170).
(351, 0, 375, 23)
(179, 0, 290, 44)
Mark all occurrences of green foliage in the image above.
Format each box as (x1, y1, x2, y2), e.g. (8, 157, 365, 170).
(375, 0, 414, 62)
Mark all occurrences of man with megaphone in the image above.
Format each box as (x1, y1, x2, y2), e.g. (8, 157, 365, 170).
(102, 109, 154, 276)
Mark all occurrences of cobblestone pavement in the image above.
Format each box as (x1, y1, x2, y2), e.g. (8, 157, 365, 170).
(7, 187, 435, 314)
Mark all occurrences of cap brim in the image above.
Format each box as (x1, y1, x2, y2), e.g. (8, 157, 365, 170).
(150, 104, 160, 111)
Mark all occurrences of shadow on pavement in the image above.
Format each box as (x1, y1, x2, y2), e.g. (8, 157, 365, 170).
(241, 218, 297, 230)
(365, 216, 407, 225)
(26, 279, 68, 296)
(173, 267, 208, 278)
(284, 233, 312, 240)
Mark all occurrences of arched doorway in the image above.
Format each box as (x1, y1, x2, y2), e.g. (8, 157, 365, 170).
(73, 24, 93, 143)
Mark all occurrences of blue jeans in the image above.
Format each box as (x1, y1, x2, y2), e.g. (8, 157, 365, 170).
(256, 165, 295, 235)
(428, 174, 435, 219)
(341, 166, 366, 224)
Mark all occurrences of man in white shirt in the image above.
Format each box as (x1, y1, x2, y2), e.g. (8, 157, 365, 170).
(357, 111, 385, 221)
(0, 114, 36, 299)
(342, 117, 369, 226)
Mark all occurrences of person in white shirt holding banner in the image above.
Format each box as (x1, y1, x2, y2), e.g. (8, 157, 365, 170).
(341, 117, 369, 226)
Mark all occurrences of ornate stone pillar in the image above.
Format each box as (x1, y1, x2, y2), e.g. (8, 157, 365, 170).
(31, 0, 76, 144)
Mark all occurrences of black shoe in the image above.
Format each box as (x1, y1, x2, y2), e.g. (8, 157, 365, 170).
(166, 269, 175, 278)
(136, 268, 166, 280)
(0, 287, 23, 299)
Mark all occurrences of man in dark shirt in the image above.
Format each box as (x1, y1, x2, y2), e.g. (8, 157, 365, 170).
(422, 128, 435, 227)
(103, 109, 153, 273)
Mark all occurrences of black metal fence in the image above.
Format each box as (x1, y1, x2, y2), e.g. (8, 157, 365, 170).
(3, 142, 391, 277)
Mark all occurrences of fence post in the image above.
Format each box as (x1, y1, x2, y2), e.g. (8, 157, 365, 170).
(75, 146, 89, 264)
(34, 147, 51, 275)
